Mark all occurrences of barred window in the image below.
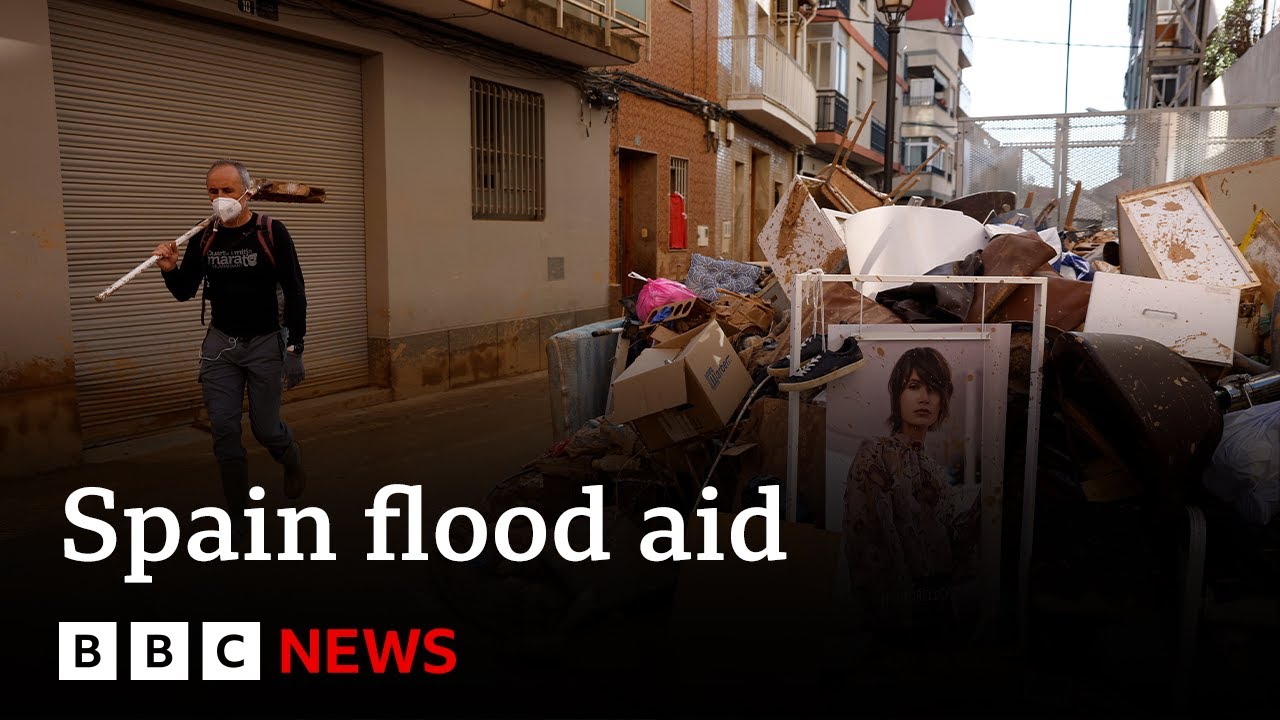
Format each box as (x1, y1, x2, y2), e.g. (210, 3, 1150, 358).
(670, 157, 689, 198)
(471, 78, 545, 220)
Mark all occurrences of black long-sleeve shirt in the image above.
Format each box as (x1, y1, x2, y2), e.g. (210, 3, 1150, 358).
(162, 213, 307, 353)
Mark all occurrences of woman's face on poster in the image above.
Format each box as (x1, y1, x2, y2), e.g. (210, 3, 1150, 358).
(898, 370, 942, 431)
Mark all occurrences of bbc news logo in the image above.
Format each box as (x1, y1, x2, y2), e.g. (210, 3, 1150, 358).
(58, 622, 456, 680)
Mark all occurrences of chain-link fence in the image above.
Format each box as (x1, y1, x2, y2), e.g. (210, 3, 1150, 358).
(957, 104, 1280, 229)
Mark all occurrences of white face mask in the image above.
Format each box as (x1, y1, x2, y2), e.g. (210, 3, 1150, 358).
(212, 196, 243, 222)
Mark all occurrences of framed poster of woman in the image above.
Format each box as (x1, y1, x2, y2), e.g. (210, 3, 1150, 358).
(824, 323, 1011, 639)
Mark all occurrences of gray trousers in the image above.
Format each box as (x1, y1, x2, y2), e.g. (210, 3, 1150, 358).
(198, 326, 294, 463)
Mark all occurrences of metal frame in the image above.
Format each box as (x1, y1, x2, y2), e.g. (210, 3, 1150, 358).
(959, 102, 1280, 124)
(552, 0, 653, 60)
(955, 103, 1280, 228)
(787, 272, 1049, 641)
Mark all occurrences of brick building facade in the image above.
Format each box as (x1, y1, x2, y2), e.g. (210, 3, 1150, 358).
(609, 0, 716, 298)
(609, 0, 800, 304)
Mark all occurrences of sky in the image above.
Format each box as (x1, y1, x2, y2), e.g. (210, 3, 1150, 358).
(957, 0, 1134, 117)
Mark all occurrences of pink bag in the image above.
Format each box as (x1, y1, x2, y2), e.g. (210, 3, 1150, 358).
(630, 272, 698, 323)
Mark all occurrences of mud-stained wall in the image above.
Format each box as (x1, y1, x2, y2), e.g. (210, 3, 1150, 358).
(1, 0, 83, 477)
(369, 307, 609, 399)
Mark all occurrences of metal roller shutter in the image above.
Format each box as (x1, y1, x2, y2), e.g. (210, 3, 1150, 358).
(49, 0, 368, 445)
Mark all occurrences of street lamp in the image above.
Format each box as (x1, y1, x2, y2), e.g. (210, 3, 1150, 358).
(876, 0, 913, 195)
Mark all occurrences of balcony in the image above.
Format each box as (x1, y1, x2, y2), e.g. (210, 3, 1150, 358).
(907, 92, 932, 107)
(816, 90, 849, 134)
(870, 119, 885, 155)
(817, 0, 851, 13)
(959, 82, 971, 115)
(873, 19, 889, 59)
(957, 24, 973, 68)
(393, 0, 648, 66)
(894, 171, 954, 201)
(722, 34, 818, 146)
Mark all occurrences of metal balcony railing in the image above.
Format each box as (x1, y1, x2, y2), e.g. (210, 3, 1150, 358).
(870, 119, 886, 154)
(959, 82, 971, 114)
(958, 24, 974, 66)
(539, 0, 651, 46)
(723, 34, 818, 138)
(817, 0, 851, 14)
(816, 89, 849, 134)
(873, 19, 889, 59)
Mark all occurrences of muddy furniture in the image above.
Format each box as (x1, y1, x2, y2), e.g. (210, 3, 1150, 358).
(1035, 332, 1224, 712)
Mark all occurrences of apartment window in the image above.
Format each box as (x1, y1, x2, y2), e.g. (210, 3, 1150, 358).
(670, 157, 689, 198)
(471, 78, 545, 220)
(807, 40, 832, 88)
(856, 65, 866, 116)
(903, 138, 943, 171)
(908, 77, 934, 106)
(1152, 74, 1178, 107)
(836, 38, 848, 96)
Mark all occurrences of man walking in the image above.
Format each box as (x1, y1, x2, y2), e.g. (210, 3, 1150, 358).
(153, 159, 309, 521)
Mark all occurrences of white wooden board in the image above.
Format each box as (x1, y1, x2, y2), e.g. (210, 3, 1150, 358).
(1084, 273, 1240, 365)
(1117, 181, 1260, 293)
(757, 175, 848, 304)
(1195, 156, 1280, 249)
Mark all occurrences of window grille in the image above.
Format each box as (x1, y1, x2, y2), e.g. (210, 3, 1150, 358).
(471, 78, 545, 220)
(670, 157, 689, 197)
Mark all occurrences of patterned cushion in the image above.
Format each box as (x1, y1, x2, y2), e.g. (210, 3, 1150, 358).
(684, 253, 763, 302)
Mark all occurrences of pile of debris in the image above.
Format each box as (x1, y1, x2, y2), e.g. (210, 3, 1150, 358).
(440, 153, 1280, 644)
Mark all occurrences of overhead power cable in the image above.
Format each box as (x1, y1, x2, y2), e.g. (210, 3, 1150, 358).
(835, 15, 1167, 49)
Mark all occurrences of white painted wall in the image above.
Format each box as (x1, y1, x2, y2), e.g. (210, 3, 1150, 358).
(372, 47, 610, 337)
(1201, 26, 1280, 105)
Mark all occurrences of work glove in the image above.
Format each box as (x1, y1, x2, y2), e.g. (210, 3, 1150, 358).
(284, 350, 306, 390)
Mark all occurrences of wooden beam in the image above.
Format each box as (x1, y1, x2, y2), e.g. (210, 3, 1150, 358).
(831, 118, 856, 171)
(886, 143, 945, 203)
(888, 176, 921, 204)
(1064, 180, 1083, 230)
(840, 100, 877, 171)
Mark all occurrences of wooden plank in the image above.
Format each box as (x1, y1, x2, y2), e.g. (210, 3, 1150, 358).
(887, 144, 944, 202)
(1064, 180, 1083, 230)
(1193, 156, 1280, 248)
(823, 165, 888, 212)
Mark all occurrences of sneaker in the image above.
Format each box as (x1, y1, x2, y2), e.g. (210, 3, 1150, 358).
(778, 336, 866, 392)
(767, 334, 824, 377)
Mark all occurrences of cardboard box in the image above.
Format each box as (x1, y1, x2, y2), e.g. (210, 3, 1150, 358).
(608, 321, 753, 450)
(1193, 156, 1280, 250)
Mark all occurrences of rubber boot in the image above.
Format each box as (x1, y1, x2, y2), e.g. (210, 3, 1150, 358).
(219, 458, 250, 537)
(282, 441, 307, 500)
